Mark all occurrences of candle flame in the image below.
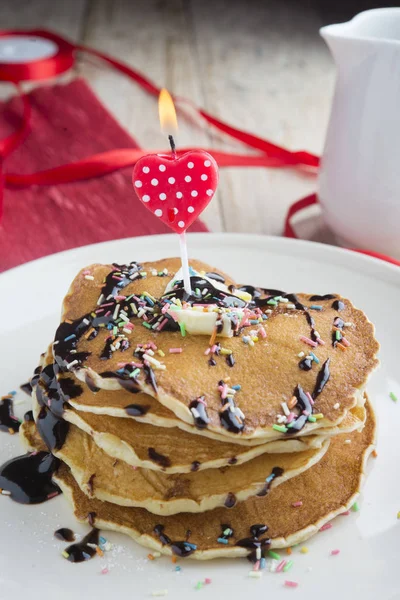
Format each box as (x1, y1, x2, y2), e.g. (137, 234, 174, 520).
(159, 88, 178, 133)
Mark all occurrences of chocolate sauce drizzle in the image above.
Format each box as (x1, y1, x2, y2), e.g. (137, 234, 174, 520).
(286, 385, 312, 433)
(101, 366, 141, 394)
(313, 359, 331, 399)
(144, 364, 158, 394)
(153, 524, 197, 557)
(55, 528, 75, 542)
(125, 404, 150, 417)
(236, 523, 271, 562)
(0, 451, 61, 504)
(332, 299, 345, 311)
(36, 406, 69, 452)
(299, 357, 313, 371)
(64, 528, 100, 563)
(38, 363, 82, 418)
(170, 541, 198, 557)
(53, 262, 143, 373)
(309, 294, 336, 301)
(250, 523, 269, 537)
(24, 410, 34, 422)
(100, 338, 117, 360)
(102, 334, 130, 359)
(219, 407, 244, 434)
(226, 354, 235, 368)
(256, 466, 284, 496)
(87, 474, 96, 495)
(248, 288, 323, 345)
(189, 397, 210, 429)
(28, 365, 43, 391)
(332, 317, 345, 347)
(224, 492, 237, 508)
(220, 523, 234, 540)
(84, 373, 100, 393)
(205, 272, 226, 284)
(35, 363, 83, 452)
(148, 447, 171, 468)
(154, 524, 172, 546)
(0, 361, 84, 505)
(0, 396, 20, 434)
(20, 382, 33, 396)
(218, 381, 244, 434)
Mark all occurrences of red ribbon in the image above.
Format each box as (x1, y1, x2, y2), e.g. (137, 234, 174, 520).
(283, 193, 318, 238)
(0, 82, 30, 219)
(283, 192, 400, 267)
(6, 148, 306, 188)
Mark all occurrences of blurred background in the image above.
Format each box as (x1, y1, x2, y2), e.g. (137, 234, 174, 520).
(0, 0, 396, 266)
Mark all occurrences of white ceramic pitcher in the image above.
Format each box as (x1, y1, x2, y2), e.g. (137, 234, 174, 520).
(319, 8, 400, 257)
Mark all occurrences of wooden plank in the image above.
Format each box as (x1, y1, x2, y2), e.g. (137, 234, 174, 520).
(189, 0, 335, 235)
(0, 0, 87, 36)
(79, 0, 224, 231)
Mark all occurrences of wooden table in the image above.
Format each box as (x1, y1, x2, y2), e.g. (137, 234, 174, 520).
(0, 0, 339, 235)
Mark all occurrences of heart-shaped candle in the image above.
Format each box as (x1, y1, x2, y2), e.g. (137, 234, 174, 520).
(132, 88, 219, 295)
(132, 150, 218, 234)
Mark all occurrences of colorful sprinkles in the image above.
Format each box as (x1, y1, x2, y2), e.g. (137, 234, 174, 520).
(283, 560, 294, 572)
(284, 581, 299, 588)
(299, 336, 318, 348)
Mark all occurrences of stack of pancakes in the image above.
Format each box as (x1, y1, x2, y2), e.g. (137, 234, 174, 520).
(21, 258, 379, 559)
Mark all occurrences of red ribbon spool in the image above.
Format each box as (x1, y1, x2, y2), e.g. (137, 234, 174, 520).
(0, 30, 75, 82)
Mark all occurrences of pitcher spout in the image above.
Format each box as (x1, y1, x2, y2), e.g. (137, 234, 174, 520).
(321, 8, 400, 66)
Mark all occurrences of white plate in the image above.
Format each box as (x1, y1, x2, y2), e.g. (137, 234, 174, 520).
(0, 233, 399, 600)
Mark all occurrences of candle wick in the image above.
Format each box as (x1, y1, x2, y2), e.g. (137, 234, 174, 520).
(168, 134, 177, 158)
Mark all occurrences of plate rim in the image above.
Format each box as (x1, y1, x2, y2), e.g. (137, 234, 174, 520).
(2, 232, 400, 286)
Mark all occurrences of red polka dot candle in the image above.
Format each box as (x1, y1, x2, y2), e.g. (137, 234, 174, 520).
(132, 89, 218, 294)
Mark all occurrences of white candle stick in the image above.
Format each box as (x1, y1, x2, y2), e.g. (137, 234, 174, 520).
(179, 232, 192, 295)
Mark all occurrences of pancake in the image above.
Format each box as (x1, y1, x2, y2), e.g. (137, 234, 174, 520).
(41, 344, 366, 446)
(20, 400, 376, 558)
(45, 421, 329, 516)
(52, 258, 379, 444)
(38, 346, 326, 448)
(32, 377, 366, 474)
(33, 389, 327, 475)
(68, 388, 365, 442)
